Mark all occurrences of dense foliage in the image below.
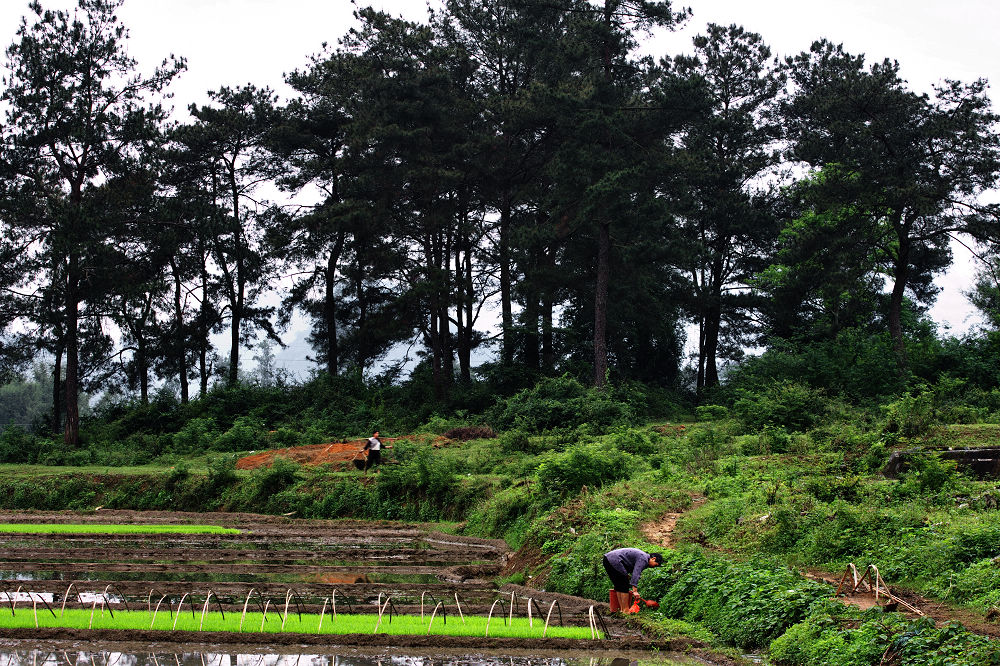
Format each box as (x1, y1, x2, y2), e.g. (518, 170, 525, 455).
(3, 0, 1000, 450)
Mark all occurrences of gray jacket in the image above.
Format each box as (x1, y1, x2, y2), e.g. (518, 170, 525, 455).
(604, 547, 651, 587)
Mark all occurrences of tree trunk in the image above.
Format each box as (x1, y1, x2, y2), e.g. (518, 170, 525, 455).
(704, 258, 724, 389)
(462, 243, 474, 383)
(888, 213, 912, 373)
(696, 314, 706, 393)
(499, 194, 513, 365)
(593, 221, 610, 388)
(524, 282, 540, 371)
(229, 287, 243, 385)
(441, 226, 454, 388)
(199, 251, 210, 397)
(170, 258, 189, 404)
(355, 250, 369, 372)
(51, 344, 62, 436)
(704, 307, 721, 388)
(63, 270, 80, 447)
(227, 164, 244, 386)
(542, 244, 556, 371)
(137, 331, 149, 404)
(325, 231, 345, 377)
(455, 219, 472, 384)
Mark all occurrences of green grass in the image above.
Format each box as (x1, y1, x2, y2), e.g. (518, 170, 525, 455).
(0, 524, 240, 535)
(3, 607, 600, 639)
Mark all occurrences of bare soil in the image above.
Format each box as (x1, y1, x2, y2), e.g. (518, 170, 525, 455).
(235, 435, 451, 470)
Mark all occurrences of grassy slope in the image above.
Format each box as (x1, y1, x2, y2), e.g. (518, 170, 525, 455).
(1, 419, 997, 662)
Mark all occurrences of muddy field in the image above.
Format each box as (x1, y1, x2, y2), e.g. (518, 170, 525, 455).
(0, 510, 714, 656)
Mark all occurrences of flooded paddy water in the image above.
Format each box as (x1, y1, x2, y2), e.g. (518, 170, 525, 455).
(0, 647, 710, 666)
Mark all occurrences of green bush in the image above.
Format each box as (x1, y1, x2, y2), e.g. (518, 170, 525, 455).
(269, 427, 301, 448)
(0, 424, 35, 463)
(535, 446, 630, 502)
(882, 387, 937, 438)
(463, 484, 536, 546)
(605, 426, 658, 456)
(228, 457, 301, 512)
(643, 551, 831, 650)
(497, 429, 540, 454)
(487, 375, 633, 433)
(207, 455, 238, 489)
(900, 452, 956, 493)
(696, 405, 728, 421)
(172, 417, 218, 453)
(213, 416, 267, 452)
(732, 382, 831, 433)
(376, 447, 457, 506)
(770, 607, 1000, 665)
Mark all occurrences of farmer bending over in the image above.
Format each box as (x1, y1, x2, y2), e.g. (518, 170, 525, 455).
(362, 430, 392, 472)
(602, 547, 662, 612)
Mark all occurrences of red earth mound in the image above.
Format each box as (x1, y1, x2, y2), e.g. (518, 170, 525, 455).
(236, 441, 371, 470)
(236, 435, 452, 470)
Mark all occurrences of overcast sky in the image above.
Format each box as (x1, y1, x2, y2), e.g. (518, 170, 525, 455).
(2, 0, 996, 373)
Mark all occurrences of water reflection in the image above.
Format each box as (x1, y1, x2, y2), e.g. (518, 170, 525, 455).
(0, 650, 704, 666)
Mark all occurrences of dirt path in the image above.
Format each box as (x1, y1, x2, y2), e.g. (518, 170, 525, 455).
(639, 495, 706, 548)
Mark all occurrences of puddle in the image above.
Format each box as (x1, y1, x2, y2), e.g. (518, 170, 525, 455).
(0, 648, 708, 666)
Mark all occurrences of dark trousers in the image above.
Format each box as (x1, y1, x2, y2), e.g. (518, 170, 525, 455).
(602, 555, 631, 593)
(365, 449, 382, 470)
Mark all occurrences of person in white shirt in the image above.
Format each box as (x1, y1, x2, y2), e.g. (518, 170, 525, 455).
(362, 430, 392, 472)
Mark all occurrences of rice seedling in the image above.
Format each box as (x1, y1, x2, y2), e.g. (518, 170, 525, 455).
(0, 524, 240, 535)
(0, 606, 600, 639)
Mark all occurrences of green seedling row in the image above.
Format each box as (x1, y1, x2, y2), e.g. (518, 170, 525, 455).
(0, 606, 600, 639)
(0, 524, 240, 535)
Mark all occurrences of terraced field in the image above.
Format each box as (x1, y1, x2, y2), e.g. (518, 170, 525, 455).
(0, 510, 665, 652)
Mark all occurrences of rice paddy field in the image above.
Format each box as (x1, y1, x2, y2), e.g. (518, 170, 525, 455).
(0, 510, 646, 651)
(0, 523, 239, 534)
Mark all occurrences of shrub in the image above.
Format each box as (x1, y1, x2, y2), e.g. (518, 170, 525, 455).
(0, 425, 35, 463)
(882, 387, 937, 437)
(207, 455, 238, 489)
(497, 429, 539, 454)
(487, 375, 633, 433)
(376, 447, 457, 505)
(696, 405, 728, 421)
(415, 414, 468, 434)
(901, 452, 957, 493)
(172, 418, 218, 453)
(229, 457, 301, 512)
(605, 426, 658, 456)
(213, 416, 267, 452)
(463, 484, 536, 546)
(269, 427, 301, 448)
(732, 382, 831, 433)
(643, 551, 831, 650)
(535, 446, 630, 502)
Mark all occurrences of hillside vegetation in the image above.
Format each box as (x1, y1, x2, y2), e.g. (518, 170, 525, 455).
(2, 372, 1000, 664)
